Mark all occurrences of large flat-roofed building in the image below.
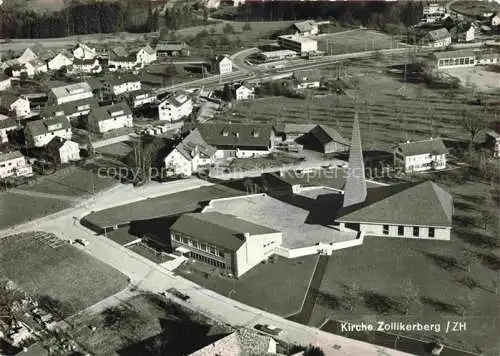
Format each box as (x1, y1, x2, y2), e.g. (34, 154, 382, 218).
(258, 50, 298, 62)
(170, 212, 282, 278)
(278, 35, 318, 54)
(431, 49, 476, 69)
(48, 82, 93, 105)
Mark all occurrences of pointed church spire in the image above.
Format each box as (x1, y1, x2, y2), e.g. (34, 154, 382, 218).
(343, 111, 367, 208)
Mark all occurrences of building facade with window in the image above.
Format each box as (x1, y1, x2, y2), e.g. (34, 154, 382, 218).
(0, 151, 33, 179)
(25, 116, 72, 147)
(431, 50, 476, 69)
(48, 82, 94, 105)
(278, 35, 318, 54)
(88, 102, 133, 133)
(170, 212, 282, 278)
(394, 138, 448, 173)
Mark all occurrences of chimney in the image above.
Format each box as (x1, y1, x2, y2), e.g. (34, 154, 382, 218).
(243, 232, 250, 240)
(235, 132, 240, 138)
(222, 129, 229, 137)
(252, 130, 259, 138)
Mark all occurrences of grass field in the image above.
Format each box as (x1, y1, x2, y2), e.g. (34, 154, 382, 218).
(316, 30, 407, 55)
(0, 192, 72, 230)
(308, 179, 500, 355)
(18, 165, 118, 198)
(450, 0, 500, 17)
(228, 61, 498, 151)
(84, 184, 244, 228)
(176, 254, 319, 317)
(0, 231, 128, 313)
(70, 293, 232, 356)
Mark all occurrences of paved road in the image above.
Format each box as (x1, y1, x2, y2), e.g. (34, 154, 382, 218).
(0, 179, 411, 356)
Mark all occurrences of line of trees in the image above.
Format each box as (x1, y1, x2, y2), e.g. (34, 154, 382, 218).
(217, 1, 423, 28)
(0, 0, 160, 38)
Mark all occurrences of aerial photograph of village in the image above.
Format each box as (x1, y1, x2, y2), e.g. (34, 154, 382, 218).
(0, 0, 498, 355)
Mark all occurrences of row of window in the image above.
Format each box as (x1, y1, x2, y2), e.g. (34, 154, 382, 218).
(438, 57, 474, 67)
(383, 225, 435, 238)
(173, 233, 225, 258)
(190, 251, 226, 269)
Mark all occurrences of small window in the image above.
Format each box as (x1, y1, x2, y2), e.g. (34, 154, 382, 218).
(182, 237, 188, 244)
(209, 247, 216, 255)
(218, 251, 224, 258)
(383, 225, 389, 235)
(398, 226, 404, 236)
(200, 243, 206, 251)
(413, 226, 419, 237)
(428, 227, 435, 238)
(192, 241, 198, 248)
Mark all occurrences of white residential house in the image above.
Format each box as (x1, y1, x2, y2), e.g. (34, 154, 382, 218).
(88, 102, 133, 134)
(158, 94, 193, 122)
(291, 20, 319, 37)
(109, 76, 142, 96)
(204, 0, 221, 9)
(0, 94, 30, 118)
(235, 83, 255, 100)
(73, 43, 97, 60)
(17, 48, 38, 65)
(394, 138, 448, 173)
(128, 89, 156, 108)
(0, 76, 12, 92)
(422, 3, 446, 23)
(25, 116, 72, 147)
(0, 151, 33, 179)
(135, 45, 157, 66)
(48, 50, 74, 71)
(46, 137, 81, 164)
(211, 56, 233, 75)
(450, 23, 476, 42)
(10, 62, 37, 78)
(0, 117, 17, 144)
(164, 128, 216, 177)
(425, 28, 452, 48)
(491, 13, 500, 27)
(67, 58, 102, 74)
(48, 82, 94, 105)
(485, 130, 500, 158)
(108, 47, 138, 72)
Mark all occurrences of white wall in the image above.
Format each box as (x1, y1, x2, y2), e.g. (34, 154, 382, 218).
(10, 98, 30, 118)
(342, 223, 451, 241)
(59, 142, 80, 164)
(112, 81, 142, 96)
(96, 115, 133, 133)
(0, 78, 12, 92)
(48, 54, 74, 70)
(30, 128, 72, 148)
(0, 156, 33, 178)
(235, 232, 282, 277)
(164, 149, 192, 176)
(235, 148, 270, 158)
(218, 58, 233, 74)
(158, 99, 193, 122)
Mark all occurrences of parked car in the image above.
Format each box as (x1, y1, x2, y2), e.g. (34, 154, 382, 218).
(254, 324, 282, 335)
(75, 238, 89, 246)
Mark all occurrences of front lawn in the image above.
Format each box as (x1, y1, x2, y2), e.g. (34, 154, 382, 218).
(0, 231, 129, 313)
(175, 254, 319, 317)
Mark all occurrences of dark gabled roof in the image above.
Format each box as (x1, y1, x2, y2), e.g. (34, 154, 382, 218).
(170, 212, 279, 251)
(0, 150, 24, 162)
(46, 136, 68, 152)
(73, 58, 98, 66)
(0, 118, 17, 130)
(432, 49, 476, 59)
(427, 27, 451, 41)
(31, 44, 56, 61)
(336, 180, 453, 227)
(140, 45, 156, 55)
(41, 98, 97, 119)
(156, 41, 190, 52)
(109, 46, 135, 61)
(87, 77, 107, 91)
(310, 125, 349, 146)
(293, 20, 317, 33)
(108, 74, 141, 86)
(197, 123, 273, 149)
(25, 116, 71, 136)
(175, 128, 217, 161)
(90, 102, 132, 122)
(395, 138, 448, 156)
(0, 93, 23, 109)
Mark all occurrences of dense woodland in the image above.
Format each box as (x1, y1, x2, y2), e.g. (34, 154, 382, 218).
(0, 0, 423, 39)
(221, 1, 423, 29)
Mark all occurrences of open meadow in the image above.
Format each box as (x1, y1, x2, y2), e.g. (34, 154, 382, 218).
(175, 254, 319, 317)
(227, 59, 499, 151)
(308, 178, 500, 356)
(0, 231, 128, 313)
(315, 30, 408, 55)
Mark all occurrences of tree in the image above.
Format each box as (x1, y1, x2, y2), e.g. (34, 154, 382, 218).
(0, 280, 25, 323)
(222, 23, 235, 34)
(242, 22, 252, 31)
(480, 188, 497, 231)
(459, 249, 476, 273)
(38, 295, 73, 320)
(462, 109, 486, 147)
(342, 281, 363, 312)
(303, 345, 325, 356)
(222, 83, 234, 102)
(402, 279, 420, 315)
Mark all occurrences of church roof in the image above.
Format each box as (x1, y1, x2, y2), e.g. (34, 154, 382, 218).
(342, 112, 367, 208)
(336, 180, 453, 227)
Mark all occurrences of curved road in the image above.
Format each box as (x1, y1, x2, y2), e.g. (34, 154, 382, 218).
(0, 179, 411, 356)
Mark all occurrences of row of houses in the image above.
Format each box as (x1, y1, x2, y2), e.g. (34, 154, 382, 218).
(431, 48, 500, 69)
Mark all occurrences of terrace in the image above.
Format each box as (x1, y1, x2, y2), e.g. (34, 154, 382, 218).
(202, 191, 357, 250)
